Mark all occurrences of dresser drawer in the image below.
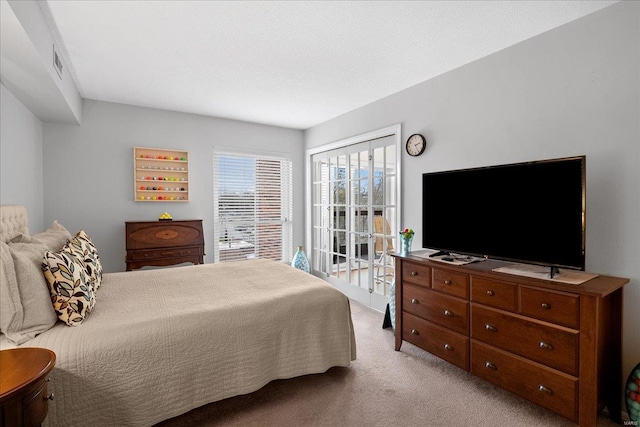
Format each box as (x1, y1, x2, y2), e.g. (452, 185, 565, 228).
(129, 246, 202, 260)
(471, 341, 577, 422)
(402, 262, 430, 288)
(471, 277, 517, 312)
(432, 268, 468, 299)
(471, 304, 578, 376)
(520, 287, 579, 329)
(126, 221, 204, 250)
(403, 284, 468, 335)
(403, 312, 469, 370)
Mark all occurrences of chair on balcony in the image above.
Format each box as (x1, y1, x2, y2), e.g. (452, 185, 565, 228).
(373, 216, 394, 287)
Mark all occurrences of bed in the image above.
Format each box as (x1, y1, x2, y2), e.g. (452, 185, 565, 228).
(0, 205, 356, 427)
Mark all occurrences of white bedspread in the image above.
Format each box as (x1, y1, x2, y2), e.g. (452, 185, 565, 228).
(22, 260, 356, 427)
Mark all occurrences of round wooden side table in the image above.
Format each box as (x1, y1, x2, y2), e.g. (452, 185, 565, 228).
(0, 348, 56, 427)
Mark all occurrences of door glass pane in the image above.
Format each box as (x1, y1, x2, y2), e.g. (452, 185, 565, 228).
(336, 256, 347, 279)
(350, 179, 359, 206)
(384, 176, 396, 207)
(384, 207, 397, 243)
(330, 206, 337, 230)
(359, 179, 368, 206)
(350, 207, 363, 233)
(372, 174, 383, 207)
(330, 228, 339, 278)
(385, 144, 396, 167)
(373, 146, 386, 207)
(336, 231, 346, 258)
(359, 149, 368, 206)
(312, 226, 321, 252)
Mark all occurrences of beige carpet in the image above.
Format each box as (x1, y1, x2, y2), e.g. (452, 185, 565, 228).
(156, 301, 619, 427)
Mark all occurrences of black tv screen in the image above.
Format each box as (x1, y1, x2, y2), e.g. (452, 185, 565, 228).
(422, 156, 585, 270)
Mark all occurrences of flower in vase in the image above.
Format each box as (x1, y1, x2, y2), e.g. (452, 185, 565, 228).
(400, 228, 415, 239)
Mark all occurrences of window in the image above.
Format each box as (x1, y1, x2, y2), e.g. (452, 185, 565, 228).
(213, 149, 293, 263)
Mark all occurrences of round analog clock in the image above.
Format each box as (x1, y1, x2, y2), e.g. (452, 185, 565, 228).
(406, 134, 426, 157)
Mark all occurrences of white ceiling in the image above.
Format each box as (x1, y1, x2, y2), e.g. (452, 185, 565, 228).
(42, 1, 617, 130)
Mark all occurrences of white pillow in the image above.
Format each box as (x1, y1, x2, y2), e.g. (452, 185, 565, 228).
(35, 220, 72, 250)
(3, 240, 58, 344)
(12, 220, 72, 252)
(0, 241, 22, 338)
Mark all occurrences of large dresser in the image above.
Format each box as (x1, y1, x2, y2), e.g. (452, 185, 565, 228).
(393, 252, 628, 426)
(125, 220, 204, 270)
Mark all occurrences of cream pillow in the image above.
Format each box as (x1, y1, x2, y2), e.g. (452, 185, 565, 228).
(3, 240, 58, 344)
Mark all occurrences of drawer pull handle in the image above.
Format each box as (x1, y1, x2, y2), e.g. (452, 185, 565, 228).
(485, 323, 497, 332)
(411, 329, 420, 336)
(538, 385, 553, 395)
(444, 280, 451, 285)
(539, 341, 554, 351)
(541, 303, 551, 310)
(444, 344, 453, 351)
(486, 290, 494, 296)
(485, 362, 497, 370)
(45, 393, 55, 401)
(443, 310, 453, 317)
(46, 378, 51, 382)
(411, 271, 417, 276)
(411, 298, 420, 304)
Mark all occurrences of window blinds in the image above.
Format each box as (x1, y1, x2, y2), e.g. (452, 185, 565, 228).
(213, 150, 293, 263)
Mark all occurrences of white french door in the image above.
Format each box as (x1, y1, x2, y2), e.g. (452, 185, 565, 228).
(309, 130, 399, 311)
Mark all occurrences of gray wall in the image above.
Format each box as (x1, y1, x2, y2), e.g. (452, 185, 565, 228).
(306, 0, 639, 402)
(0, 83, 44, 232)
(43, 99, 305, 273)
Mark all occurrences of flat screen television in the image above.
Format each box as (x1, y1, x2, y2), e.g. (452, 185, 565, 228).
(422, 156, 586, 272)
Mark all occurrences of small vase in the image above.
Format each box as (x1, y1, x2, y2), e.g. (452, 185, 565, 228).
(400, 235, 414, 255)
(291, 246, 310, 273)
(626, 362, 640, 422)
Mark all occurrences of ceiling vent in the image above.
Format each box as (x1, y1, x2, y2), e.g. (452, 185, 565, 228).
(53, 44, 63, 79)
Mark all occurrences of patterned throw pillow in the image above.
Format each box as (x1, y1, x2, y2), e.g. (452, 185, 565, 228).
(65, 230, 103, 291)
(42, 250, 96, 326)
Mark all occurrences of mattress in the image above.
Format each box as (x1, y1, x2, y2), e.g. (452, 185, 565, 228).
(19, 260, 356, 427)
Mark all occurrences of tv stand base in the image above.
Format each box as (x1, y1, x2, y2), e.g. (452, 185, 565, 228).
(429, 250, 450, 258)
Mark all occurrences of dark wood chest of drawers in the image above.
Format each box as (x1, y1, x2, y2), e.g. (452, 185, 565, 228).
(125, 220, 204, 270)
(393, 253, 628, 426)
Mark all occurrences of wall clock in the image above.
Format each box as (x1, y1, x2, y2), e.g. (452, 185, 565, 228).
(406, 134, 426, 157)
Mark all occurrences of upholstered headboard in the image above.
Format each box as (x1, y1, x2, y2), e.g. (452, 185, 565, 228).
(0, 205, 29, 243)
